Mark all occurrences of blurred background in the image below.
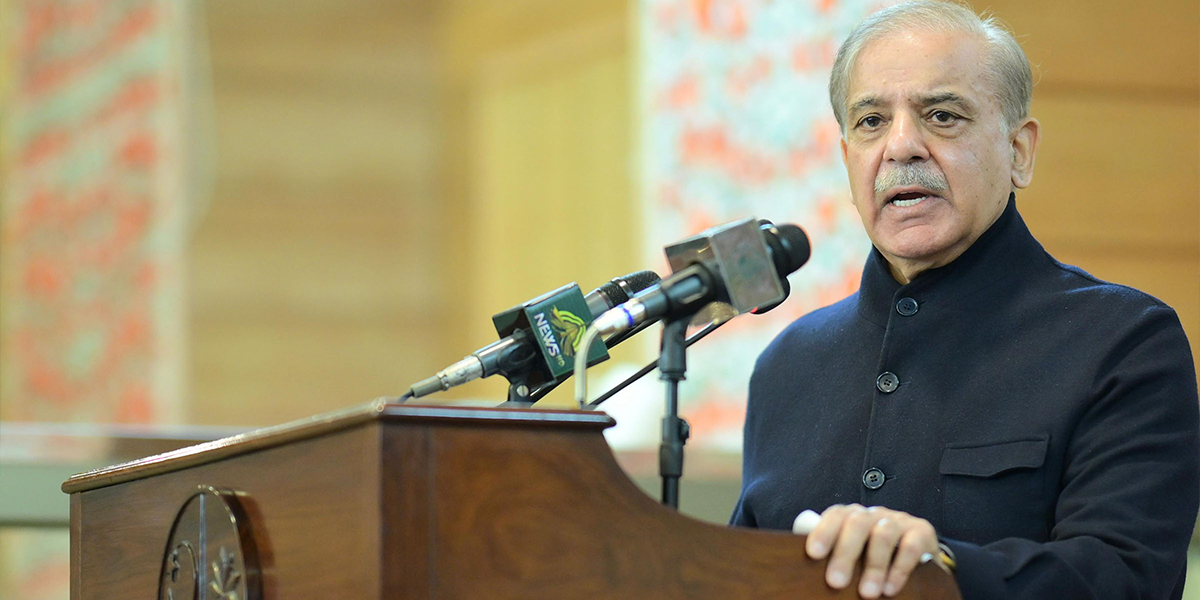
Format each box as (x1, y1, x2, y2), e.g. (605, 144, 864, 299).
(0, 0, 1196, 597)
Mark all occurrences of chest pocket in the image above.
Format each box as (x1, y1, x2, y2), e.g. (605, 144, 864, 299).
(939, 436, 1052, 544)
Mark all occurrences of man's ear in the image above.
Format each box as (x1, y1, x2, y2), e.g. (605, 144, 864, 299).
(1010, 117, 1040, 189)
(840, 136, 849, 166)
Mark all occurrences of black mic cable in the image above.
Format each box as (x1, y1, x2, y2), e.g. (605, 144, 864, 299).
(585, 319, 725, 407)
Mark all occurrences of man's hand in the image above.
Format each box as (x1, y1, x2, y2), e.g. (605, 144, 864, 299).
(799, 504, 940, 598)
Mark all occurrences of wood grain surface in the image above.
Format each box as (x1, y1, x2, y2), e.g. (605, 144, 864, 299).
(73, 426, 383, 600)
(69, 406, 960, 599)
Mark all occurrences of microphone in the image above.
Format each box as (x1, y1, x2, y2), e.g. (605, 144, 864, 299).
(408, 270, 661, 398)
(586, 271, 662, 319)
(592, 219, 810, 336)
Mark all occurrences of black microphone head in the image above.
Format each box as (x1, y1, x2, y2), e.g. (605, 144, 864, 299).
(749, 222, 809, 315)
(597, 270, 661, 306)
(760, 222, 811, 276)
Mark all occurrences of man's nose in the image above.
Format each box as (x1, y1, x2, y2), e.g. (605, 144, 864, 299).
(883, 113, 930, 163)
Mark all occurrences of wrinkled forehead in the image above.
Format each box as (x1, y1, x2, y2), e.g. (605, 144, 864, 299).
(846, 27, 995, 109)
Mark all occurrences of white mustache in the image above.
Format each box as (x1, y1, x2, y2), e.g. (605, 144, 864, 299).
(874, 163, 949, 196)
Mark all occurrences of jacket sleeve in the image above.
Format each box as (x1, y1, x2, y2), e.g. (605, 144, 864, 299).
(945, 306, 1200, 599)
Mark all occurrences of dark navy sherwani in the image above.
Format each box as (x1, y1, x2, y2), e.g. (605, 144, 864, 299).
(732, 197, 1200, 598)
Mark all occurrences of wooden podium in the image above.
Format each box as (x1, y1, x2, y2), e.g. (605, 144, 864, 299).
(63, 401, 961, 599)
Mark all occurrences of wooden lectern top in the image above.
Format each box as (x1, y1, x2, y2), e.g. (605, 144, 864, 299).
(64, 401, 961, 599)
(63, 401, 615, 494)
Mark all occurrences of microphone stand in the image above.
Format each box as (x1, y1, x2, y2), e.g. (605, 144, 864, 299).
(526, 317, 725, 505)
(513, 314, 729, 507)
(501, 376, 536, 407)
(658, 317, 690, 509)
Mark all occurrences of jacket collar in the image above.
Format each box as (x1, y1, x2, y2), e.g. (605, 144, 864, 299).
(855, 193, 1047, 327)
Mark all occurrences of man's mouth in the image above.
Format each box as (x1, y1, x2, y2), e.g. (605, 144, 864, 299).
(889, 191, 929, 208)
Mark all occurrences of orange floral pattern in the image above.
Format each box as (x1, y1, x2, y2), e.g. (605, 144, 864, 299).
(0, 0, 188, 425)
(642, 0, 897, 450)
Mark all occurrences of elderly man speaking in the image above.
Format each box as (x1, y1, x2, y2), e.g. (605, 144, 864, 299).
(731, 1, 1200, 599)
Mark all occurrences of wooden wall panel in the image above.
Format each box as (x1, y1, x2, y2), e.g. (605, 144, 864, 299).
(1019, 97, 1199, 250)
(190, 0, 451, 425)
(189, 0, 636, 419)
(985, 0, 1199, 94)
(440, 0, 634, 75)
(190, 199, 446, 425)
(439, 3, 641, 405)
(469, 39, 634, 322)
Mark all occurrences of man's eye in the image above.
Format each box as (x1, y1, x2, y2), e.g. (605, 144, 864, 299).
(930, 110, 958, 124)
(858, 115, 883, 129)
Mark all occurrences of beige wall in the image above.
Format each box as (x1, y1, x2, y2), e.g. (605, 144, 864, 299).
(450, 3, 642, 405)
(191, 0, 451, 424)
(190, 0, 634, 424)
(188, 0, 1198, 426)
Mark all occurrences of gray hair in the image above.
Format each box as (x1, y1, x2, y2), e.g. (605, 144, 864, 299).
(829, 0, 1033, 134)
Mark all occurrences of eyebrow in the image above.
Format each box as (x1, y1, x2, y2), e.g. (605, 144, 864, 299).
(847, 92, 978, 117)
(848, 96, 882, 116)
(918, 92, 975, 112)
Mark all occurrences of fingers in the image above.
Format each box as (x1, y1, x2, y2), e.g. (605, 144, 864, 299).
(800, 505, 939, 599)
(805, 504, 860, 560)
(858, 517, 903, 598)
(826, 507, 880, 590)
(882, 525, 939, 597)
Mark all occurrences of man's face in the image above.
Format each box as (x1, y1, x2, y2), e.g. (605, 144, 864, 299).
(841, 28, 1020, 280)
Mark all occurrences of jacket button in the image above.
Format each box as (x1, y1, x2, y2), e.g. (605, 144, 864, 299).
(863, 468, 885, 490)
(876, 372, 899, 393)
(896, 297, 919, 316)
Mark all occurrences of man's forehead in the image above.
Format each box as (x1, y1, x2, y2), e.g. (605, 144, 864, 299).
(843, 28, 991, 113)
